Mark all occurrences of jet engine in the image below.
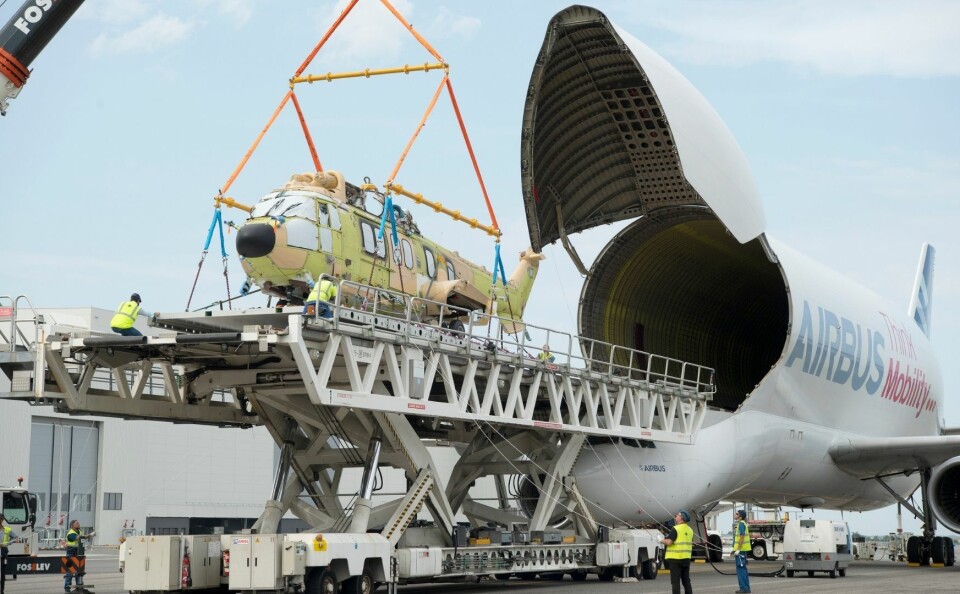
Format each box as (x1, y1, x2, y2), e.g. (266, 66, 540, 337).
(929, 456, 960, 534)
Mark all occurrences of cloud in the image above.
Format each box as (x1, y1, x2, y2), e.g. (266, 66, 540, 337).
(424, 7, 481, 41)
(312, 1, 479, 64)
(625, 0, 960, 77)
(90, 14, 195, 55)
(199, 0, 254, 27)
(77, 0, 152, 25)
(314, 0, 416, 64)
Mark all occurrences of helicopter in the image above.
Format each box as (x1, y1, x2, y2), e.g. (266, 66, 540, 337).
(235, 170, 544, 327)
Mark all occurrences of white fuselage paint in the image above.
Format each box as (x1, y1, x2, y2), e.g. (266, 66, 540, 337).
(574, 238, 943, 524)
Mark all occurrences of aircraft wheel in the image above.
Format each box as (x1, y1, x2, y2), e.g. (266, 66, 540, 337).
(946, 539, 956, 566)
(786, 570, 794, 577)
(751, 540, 766, 560)
(907, 536, 922, 564)
(932, 536, 947, 564)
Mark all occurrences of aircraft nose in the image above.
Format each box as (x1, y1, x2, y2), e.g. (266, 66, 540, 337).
(236, 223, 276, 258)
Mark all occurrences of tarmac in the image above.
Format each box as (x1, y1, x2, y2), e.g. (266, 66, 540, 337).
(3, 552, 958, 593)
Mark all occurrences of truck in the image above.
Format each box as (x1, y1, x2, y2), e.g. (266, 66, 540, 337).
(0, 482, 39, 557)
(782, 519, 853, 579)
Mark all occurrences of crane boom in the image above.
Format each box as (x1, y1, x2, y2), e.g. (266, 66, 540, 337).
(0, 0, 85, 116)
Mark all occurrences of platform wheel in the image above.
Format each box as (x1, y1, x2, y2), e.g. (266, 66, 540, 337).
(786, 569, 794, 577)
(341, 570, 373, 594)
(570, 569, 588, 581)
(306, 567, 338, 594)
(838, 568, 846, 577)
(640, 558, 658, 580)
(807, 571, 814, 577)
(750, 540, 766, 560)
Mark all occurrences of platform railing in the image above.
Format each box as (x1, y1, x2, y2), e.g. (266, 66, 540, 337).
(306, 279, 715, 397)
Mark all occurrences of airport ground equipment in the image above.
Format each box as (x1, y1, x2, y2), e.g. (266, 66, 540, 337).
(782, 520, 853, 579)
(0, 285, 714, 591)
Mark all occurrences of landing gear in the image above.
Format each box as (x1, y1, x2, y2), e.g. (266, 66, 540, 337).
(876, 468, 957, 567)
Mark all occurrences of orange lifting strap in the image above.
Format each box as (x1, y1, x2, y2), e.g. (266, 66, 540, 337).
(215, 0, 500, 237)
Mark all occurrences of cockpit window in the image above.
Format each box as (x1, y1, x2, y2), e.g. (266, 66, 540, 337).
(2, 492, 28, 523)
(251, 191, 318, 220)
(250, 192, 281, 217)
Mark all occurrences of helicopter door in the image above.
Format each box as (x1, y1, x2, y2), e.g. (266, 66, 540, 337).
(359, 220, 391, 287)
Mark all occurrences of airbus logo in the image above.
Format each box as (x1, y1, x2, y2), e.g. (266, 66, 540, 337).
(785, 300, 884, 394)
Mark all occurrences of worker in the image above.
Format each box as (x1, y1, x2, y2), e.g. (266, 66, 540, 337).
(1, 513, 17, 594)
(733, 509, 752, 593)
(63, 519, 92, 593)
(537, 344, 555, 363)
(663, 509, 694, 594)
(109, 293, 151, 336)
(303, 278, 338, 319)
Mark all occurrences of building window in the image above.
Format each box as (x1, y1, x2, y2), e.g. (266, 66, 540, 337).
(103, 492, 123, 511)
(70, 494, 91, 512)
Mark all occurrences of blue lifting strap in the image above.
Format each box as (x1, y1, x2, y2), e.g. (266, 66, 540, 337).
(378, 194, 400, 247)
(492, 243, 507, 286)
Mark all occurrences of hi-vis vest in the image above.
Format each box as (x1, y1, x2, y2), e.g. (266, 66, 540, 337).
(66, 528, 80, 549)
(307, 280, 337, 303)
(1, 525, 11, 547)
(110, 301, 141, 329)
(735, 520, 752, 552)
(665, 522, 694, 560)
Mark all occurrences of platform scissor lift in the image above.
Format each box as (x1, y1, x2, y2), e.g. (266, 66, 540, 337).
(0, 286, 715, 592)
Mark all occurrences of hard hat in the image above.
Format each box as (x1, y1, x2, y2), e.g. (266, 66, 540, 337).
(131, 293, 141, 303)
(737, 509, 747, 519)
(679, 510, 691, 522)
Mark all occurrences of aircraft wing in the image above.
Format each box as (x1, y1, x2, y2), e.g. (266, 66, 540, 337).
(829, 436, 960, 479)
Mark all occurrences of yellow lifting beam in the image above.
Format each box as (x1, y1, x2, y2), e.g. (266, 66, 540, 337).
(386, 182, 501, 238)
(214, 195, 253, 213)
(291, 62, 447, 85)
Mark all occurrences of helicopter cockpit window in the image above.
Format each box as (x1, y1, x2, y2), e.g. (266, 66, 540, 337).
(363, 192, 385, 218)
(446, 260, 456, 280)
(360, 221, 386, 258)
(424, 247, 437, 279)
(250, 192, 281, 218)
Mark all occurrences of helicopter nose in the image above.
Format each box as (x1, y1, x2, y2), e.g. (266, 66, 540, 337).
(236, 223, 276, 258)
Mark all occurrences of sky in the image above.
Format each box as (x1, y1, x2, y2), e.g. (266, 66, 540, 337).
(2, 0, 958, 537)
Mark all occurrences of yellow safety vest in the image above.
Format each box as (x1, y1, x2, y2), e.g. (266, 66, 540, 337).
(664, 522, 694, 560)
(307, 280, 337, 304)
(735, 520, 752, 552)
(538, 351, 553, 361)
(110, 301, 141, 329)
(1, 525, 11, 547)
(66, 528, 80, 548)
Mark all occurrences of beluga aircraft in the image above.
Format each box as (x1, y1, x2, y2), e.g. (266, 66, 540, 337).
(235, 170, 544, 326)
(520, 5, 959, 566)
